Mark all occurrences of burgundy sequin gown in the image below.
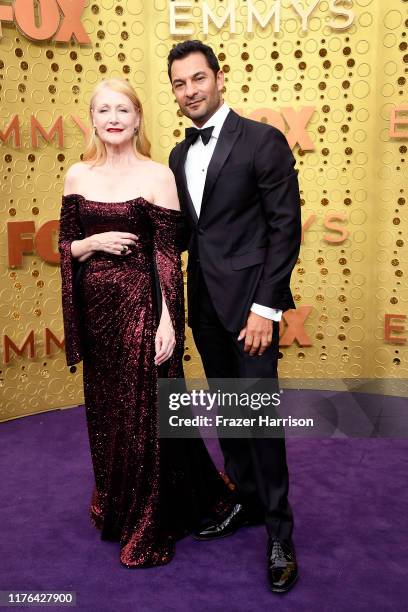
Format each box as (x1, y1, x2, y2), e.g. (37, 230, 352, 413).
(58, 194, 230, 568)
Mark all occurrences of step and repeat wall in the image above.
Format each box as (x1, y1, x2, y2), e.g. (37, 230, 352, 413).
(0, 1, 407, 420)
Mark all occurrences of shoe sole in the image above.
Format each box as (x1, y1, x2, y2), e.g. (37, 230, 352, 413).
(192, 532, 237, 541)
(192, 520, 259, 541)
(268, 573, 298, 593)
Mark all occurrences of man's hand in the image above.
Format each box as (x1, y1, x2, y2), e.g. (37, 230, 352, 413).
(238, 312, 273, 356)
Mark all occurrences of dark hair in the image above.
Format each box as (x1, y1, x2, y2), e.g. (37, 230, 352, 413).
(167, 40, 220, 82)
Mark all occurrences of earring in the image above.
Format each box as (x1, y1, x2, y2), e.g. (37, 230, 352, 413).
(94, 126, 97, 136)
(134, 126, 139, 136)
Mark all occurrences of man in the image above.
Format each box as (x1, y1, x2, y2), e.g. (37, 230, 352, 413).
(167, 40, 301, 593)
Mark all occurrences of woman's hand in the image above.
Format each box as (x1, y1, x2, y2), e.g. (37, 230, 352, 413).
(155, 315, 176, 366)
(71, 231, 138, 261)
(89, 231, 138, 256)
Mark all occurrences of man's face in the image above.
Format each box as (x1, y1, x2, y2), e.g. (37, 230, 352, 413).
(171, 52, 224, 127)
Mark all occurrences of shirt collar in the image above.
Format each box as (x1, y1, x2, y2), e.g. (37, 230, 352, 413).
(193, 102, 231, 139)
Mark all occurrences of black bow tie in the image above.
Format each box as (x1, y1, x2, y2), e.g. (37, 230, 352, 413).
(185, 126, 214, 146)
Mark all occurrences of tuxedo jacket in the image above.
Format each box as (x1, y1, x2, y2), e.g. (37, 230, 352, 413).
(169, 110, 302, 333)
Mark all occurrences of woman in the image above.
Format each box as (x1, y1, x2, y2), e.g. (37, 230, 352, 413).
(58, 78, 230, 568)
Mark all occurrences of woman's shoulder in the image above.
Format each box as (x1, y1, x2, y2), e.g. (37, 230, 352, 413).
(142, 159, 174, 182)
(64, 162, 91, 195)
(65, 161, 90, 179)
(139, 160, 178, 212)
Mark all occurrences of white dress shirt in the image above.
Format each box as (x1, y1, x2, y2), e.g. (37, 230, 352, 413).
(184, 102, 282, 323)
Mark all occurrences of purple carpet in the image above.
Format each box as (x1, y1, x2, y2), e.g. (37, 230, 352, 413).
(1, 405, 407, 611)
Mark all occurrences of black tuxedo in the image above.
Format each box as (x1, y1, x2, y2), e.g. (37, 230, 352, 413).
(169, 109, 301, 540)
(169, 110, 301, 332)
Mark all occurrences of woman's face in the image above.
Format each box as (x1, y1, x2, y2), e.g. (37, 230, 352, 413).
(92, 88, 139, 146)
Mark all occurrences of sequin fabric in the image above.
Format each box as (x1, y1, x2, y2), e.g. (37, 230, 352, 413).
(58, 195, 231, 568)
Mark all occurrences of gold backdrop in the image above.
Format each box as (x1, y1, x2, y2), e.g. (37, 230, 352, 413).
(0, 0, 407, 421)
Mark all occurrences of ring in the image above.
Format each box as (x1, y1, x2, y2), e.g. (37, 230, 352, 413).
(121, 245, 129, 255)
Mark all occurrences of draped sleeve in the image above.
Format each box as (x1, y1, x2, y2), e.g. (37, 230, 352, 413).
(58, 194, 84, 366)
(147, 204, 186, 378)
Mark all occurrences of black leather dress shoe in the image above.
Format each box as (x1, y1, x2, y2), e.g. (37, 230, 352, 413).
(267, 538, 298, 593)
(193, 503, 259, 541)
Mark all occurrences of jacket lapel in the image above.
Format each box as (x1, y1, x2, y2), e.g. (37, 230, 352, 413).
(200, 110, 241, 214)
(174, 139, 199, 225)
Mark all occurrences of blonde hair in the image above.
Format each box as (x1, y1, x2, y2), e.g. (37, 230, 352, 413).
(83, 78, 151, 164)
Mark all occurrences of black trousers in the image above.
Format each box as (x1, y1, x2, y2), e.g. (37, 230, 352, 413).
(191, 271, 293, 540)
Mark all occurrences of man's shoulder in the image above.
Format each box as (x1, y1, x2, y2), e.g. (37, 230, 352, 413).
(169, 139, 185, 159)
(239, 114, 285, 141)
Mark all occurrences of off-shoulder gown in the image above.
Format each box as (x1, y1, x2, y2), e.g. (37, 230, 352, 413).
(58, 194, 230, 568)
